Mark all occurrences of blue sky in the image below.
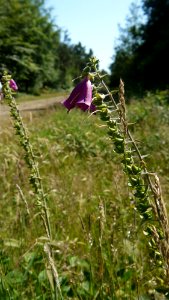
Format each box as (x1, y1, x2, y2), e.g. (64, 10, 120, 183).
(45, 0, 141, 71)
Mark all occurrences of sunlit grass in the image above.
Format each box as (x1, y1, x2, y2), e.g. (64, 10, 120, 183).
(0, 93, 169, 299)
(16, 90, 68, 102)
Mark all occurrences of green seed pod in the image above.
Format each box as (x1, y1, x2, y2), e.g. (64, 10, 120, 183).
(143, 230, 149, 236)
(108, 120, 117, 127)
(143, 208, 153, 220)
(136, 202, 150, 213)
(101, 107, 108, 113)
(131, 165, 141, 174)
(126, 157, 132, 163)
(108, 129, 117, 138)
(100, 115, 110, 121)
(108, 127, 116, 133)
(155, 251, 161, 258)
(95, 93, 106, 100)
(146, 226, 153, 235)
(98, 103, 108, 109)
(114, 132, 123, 139)
(125, 150, 132, 157)
(134, 190, 145, 198)
(114, 144, 124, 154)
(100, 109, 110, 121)
(126, 165, 133, 174)
(130, 177, 140, 187)
(150, 238, 156, 247)
(114, 137, 124, 143)
(92, 97, 102, 106)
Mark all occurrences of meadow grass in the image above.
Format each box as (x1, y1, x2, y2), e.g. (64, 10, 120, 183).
(0, 89, 169, 299)
(15, 90, 68, 103)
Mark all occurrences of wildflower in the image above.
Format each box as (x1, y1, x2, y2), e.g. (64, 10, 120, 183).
(9, 79, 18, 91)
(0, 81, 3, 101)
(63, 76, 95, 112)
(0, 79, 18, 101)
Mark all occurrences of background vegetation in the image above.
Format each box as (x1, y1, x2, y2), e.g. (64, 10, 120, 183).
(1, 0, 169, 95)
(0, 91, 169, 299)
(0, 0, 93, 93)
(0, 0, 169, 299)
(110, 0, 169, 94)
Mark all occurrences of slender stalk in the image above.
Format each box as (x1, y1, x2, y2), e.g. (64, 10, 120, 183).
(96, 67, 169, 237)
(87, 57, 169, 285)
(2, 72, 63, 299)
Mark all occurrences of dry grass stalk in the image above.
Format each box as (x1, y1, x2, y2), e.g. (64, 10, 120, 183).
(16, 183, 30, 216)
(44, 244, 63, 300)
(151, 174, 169, 277)
(119, 82, 169, 277)
(99, 199, 106, 241)
(119, 78, 127, 134)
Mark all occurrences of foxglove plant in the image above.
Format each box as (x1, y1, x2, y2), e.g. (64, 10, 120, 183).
(1, 71, 63, 300)
(64, 57, 169, 292)
(9, 79, 18, 91)
(63, 76, 95, 112)
(0, 78, 18, 100)
(89, 57, 169, 289)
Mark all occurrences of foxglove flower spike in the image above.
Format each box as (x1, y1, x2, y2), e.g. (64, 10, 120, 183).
(63, 77, 95, 112)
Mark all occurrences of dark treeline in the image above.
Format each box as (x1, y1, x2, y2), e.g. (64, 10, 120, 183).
(1, 0, 168, 95)
(110, 0, 169, 95)
(0, 0, 93, 93)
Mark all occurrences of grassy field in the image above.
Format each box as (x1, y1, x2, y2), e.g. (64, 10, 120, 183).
(0, 91, 169, 299)
(15, 90, 68, 102)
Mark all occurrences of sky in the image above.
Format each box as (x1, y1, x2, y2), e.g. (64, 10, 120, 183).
(45, 0, 140, 71)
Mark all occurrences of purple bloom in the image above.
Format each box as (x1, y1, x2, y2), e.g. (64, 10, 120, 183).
(63, 77, 95, 112)
(9, 79, 18, 91)
(0, 93, 3, 101)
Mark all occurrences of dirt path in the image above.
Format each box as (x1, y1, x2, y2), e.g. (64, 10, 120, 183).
(0, 95, 65, 117)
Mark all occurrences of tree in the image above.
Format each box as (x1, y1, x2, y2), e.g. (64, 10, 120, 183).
(0, 0, 94, 93)
(0, 0, 60, 93)
(109, 2, 144, 94)
(110, 0, 169, 93)
(136, 0, 169, 90)
(56, 37, 93, 89)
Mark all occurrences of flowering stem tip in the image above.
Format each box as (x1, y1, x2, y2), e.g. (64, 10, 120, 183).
(62, 76, 95, 112)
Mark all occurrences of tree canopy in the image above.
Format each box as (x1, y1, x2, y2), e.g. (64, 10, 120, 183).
(0, 0, 93, 93)
(110, 0, 169, 94)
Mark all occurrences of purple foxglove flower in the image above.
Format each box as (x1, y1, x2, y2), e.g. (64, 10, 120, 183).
(9, 79, 18, 91)
(63, 77, 95, 112)
(0, 93, 3, 101)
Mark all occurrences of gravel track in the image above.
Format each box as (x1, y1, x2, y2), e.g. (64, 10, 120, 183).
(0, 96, 65, 117)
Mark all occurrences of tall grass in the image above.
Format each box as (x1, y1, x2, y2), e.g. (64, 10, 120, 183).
(0, 64, 169, 299)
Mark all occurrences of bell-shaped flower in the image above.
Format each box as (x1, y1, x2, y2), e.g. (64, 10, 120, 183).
(0, 93, 3, 101)
(63, 77, 95, 112)
(0, 81, 3, 101)
(9, 79, 18, 91)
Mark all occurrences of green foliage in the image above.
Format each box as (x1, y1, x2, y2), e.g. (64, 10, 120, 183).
(0, 0, 60, 93)
(0, 1, 93, 93)
(110, 2, 144, 93)
(0, 88, 169, 298)
(110, 0, 169, 93)
(88, 58, 169, 288)
(137, 0, 169, 90)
